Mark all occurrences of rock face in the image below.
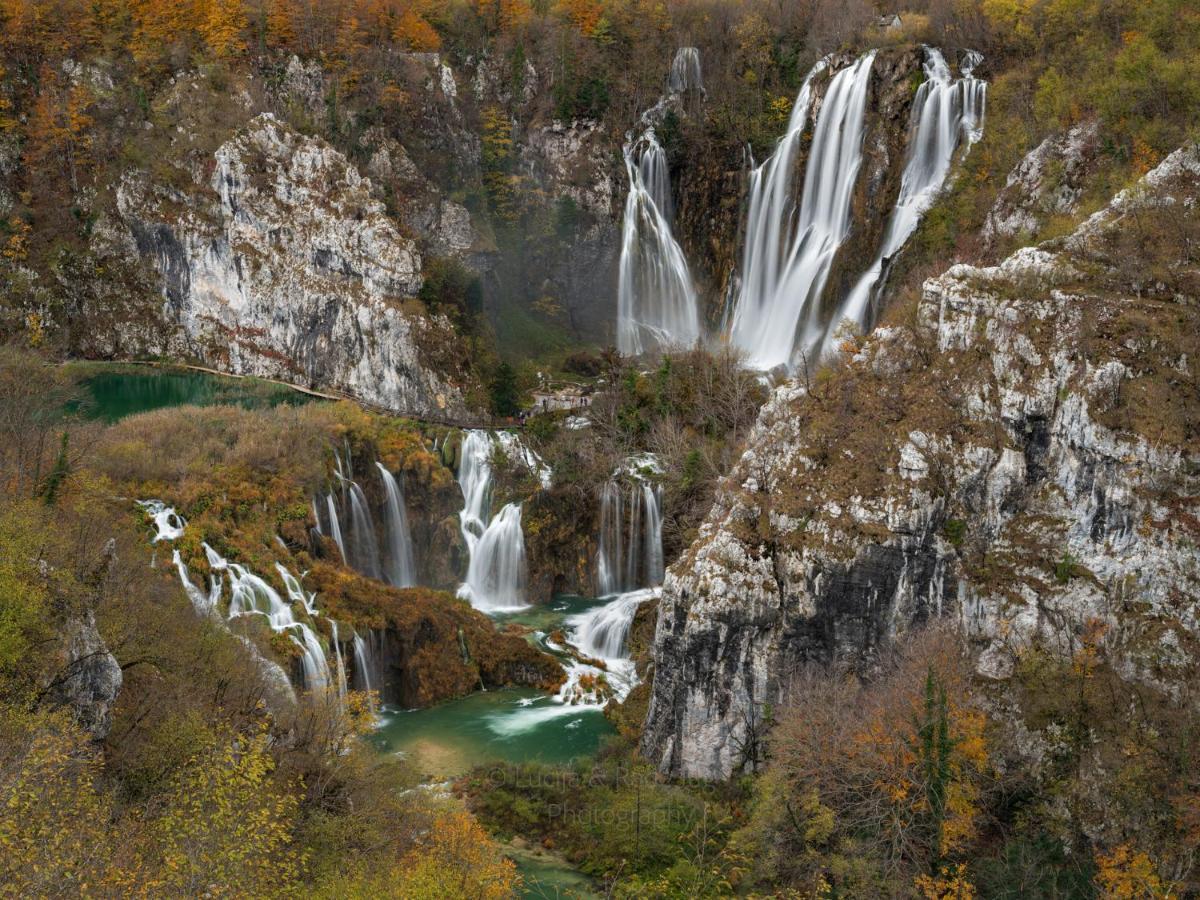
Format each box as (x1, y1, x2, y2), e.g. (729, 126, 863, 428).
(983, 121, 1101, 247)
(109, 113, 470, 417)
(49, 610, 123, 740)
(642, 146, 1200, 780)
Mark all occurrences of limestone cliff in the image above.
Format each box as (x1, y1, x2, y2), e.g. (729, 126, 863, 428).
(642, 146, 1200, 780)
(98, 112, 471, 418)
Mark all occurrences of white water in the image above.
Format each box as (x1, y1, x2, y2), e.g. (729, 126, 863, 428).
(568, 588, 654, 661)
(331, 620, 349, 702)
(617, 129, 700, 356)
(730, 52, 876, 371)
(346, 482, 382, 581)
(460, 502, 528, 612)
(213, 549, 331, 691)
(456, 430, 532, 612)
(836, 48, 987, 344)
(376, 462, 417, 588)
(596, 472, 665, 596)
(139, 500, 186, 542)
(325, 493, 346, 563)
(668, 46, 703, 95)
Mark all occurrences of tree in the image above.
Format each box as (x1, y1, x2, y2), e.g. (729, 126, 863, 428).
(146, 724, 304, 896)
(488, 362, 521, 418)
(198, 0, 248, 58)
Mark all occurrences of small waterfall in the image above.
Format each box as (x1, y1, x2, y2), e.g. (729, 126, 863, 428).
(216, 552, 331, 691)
(836, 48, 988, 339)
(138, 500, 186, 542)
(346, 482, 382, 580)
(617, 130, 700, 355)
(643, 483, 664, 586)
(331, 620, 349, 702)
(376, 462, 416, 588)
(730, 51, 876, 371)
(352, 631, 375, 697)
(569, 589, 653, 661)
(325, 493, 346, 563)
(459, 503, 528, 612)
(456, 430, 541, 612)
(668, 46, 704, 95)
(596, 482, 624, 596)
(595, 476, 665, 595)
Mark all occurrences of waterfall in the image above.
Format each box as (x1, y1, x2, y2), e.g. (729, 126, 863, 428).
(595, 475, 665, 595)
(668, 46, 704, 95)
(325, 493, 346, 563)
(376, 462, 416, 588)
(138, 500, 186, 542)
(331, 620, 349, 702)
(215, 552, 332, 691)
(730, 51, 876, 371)
(457, 430, 494, 556)
(596, 481, 624, 596)
(346, 482, 382, 580)
(568, 588, 653, 661)
(455, 430, 541, 612)
(836, 48, 988, 342)
(459, 502, 528, 612)
(352, 631, 375, 697)
(643, 483, 664, 586)
(617, 130, 700, 356)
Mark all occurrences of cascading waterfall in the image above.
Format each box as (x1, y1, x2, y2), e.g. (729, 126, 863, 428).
(730, 52, 876, 371)
(376, 462, 416, 588)
(836, 47, 987, 342)
(217, 551, 331, 691)
(461, 502, 528, 612)
(616, 47, 707, 357)
(595, 478, 665, 595)
(569, 588, 655, 661)
(456, 430, 533, 612)
(617, 131, 700, 355)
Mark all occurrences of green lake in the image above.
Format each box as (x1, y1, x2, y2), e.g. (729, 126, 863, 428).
(370, 596, 619, 779)
(70, 365, 315, 423)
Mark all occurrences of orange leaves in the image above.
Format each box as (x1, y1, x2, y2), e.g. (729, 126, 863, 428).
(394, 6, 441, 51)
(558, 0, 603, 36)
(197, 0, 248, 58)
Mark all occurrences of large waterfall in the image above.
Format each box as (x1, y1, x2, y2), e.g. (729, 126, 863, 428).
(729, 48, 987, 370)
(616, 47, 705, 356)
(456, 429, 533, 612)
(596, 479, 665, 595)
(730, 52, 876, 371)
(836, 48, 987, 341)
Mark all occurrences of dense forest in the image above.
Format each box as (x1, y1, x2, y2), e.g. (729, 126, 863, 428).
(1, 0, 1198, 897)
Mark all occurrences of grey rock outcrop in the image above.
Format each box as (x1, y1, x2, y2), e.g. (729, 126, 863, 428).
(49, 610, 123, 741)
(106, 112, 469, 417)
(983, 120, 1101, 247)
(642, 146, 1200, 780)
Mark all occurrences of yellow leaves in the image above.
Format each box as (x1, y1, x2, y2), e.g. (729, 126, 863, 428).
(395, 809, 520, 899)
(1094, 844, 1174, 899)
(915, 863, 976, 899)
(148, 723, 304, 896)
